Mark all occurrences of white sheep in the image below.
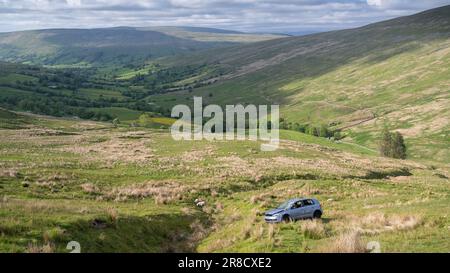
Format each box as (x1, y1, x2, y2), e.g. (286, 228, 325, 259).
(196, 201, 206, 207)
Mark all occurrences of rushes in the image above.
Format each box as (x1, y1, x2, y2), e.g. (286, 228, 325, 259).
(299, 219, 326, 239)
(26, 243, 55, 253)
(326, 231, 366, 253)
(267, 224, 275, 240)
(107, 181, 188, 203)
(0, 195, 8, 203)
(0, 169, 19, 178)
(106, 207, 119, 224)
(43, 227, 66, 244)
(27, 227, 65, 253)
(352, 213, 423, 234)
(322, 213, 423, 252)
(81, 183, 99, 194)
(385, 215, 422, 231)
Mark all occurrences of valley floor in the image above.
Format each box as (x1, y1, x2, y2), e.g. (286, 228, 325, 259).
(0, 114, 449, 253)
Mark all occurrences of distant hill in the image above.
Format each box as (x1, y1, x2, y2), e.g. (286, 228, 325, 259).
(0, 27, 286, 67)
(149, 5, 450, 163)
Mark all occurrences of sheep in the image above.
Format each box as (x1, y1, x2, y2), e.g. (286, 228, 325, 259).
(195, 198, 206, 207)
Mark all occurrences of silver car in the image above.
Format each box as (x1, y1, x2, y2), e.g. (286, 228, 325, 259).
(264, 198, 322, 223)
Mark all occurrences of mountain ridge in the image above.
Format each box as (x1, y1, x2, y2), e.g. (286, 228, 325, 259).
(0, 26, 286, 66)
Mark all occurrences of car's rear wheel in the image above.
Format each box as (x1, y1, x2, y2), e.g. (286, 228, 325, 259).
(313, 210, 322, 219)
(282, 215, 292, 223)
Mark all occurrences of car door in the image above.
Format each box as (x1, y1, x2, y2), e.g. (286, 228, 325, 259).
(301, 199, 315, 218)
(289, 201, 304, 220)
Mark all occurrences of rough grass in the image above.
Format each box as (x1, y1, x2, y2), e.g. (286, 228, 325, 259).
(0, 113, 449, 253)
(299, 220, 327, 239)
(326, 231, 366, 253)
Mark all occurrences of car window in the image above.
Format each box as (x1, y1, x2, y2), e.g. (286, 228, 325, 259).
(291, 201, 302, 209)
(277, 201, 291, 210)
(302, 199, 314, 206)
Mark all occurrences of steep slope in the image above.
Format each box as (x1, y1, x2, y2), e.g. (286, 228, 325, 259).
(161, 5, 450, 74)
(149, 5, 450, 163)
(0, 27, 286, 67)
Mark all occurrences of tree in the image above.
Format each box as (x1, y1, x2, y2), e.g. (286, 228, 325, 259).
(112, 118, 121, 128)
(392, 132, 407, 159)
(306, 126, 319, 137)
(297, 124, 307, 133)
(379, 128, 393, 158)
(138, 113, 154, 128)
(318, 125, 329, 138)
(333, 131, 343, 141)
(379, 128, 407, 159)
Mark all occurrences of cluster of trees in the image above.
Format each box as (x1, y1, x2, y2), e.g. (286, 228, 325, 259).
(38, 73, 83, 91)
(126, 64, 224, 97)
(183, 116, 344, 141)
(169, 114, 345, 140)
(1, 76, 114, 121)
(75, 109, 113, 121)
(0, 63, 173, 122)
(280, 119, 343, 140)
(379, 128, 407, 159)
(131, 65, 205, 89)
(137, 113, 155, 127)
(1, 62, 227, 124)
(0, 96, 114, 121)
(3, 81, 111, 107)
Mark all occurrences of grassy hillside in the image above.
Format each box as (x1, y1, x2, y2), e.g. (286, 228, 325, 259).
(145, 26, 287, 43)
(0, 112, 448, 253)
(147, 5, 450, 163)
(0, 27, 286, 67)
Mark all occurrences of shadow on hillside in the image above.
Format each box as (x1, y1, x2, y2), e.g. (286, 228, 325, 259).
(345, 168, 412, 180)
(227, 26, 444, 107)
(59, 212, 210, 253)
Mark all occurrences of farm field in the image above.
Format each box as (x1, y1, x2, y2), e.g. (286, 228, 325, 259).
(0, 110, 448, 253)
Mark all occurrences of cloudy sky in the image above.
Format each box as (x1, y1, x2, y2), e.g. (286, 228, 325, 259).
(0, 0, 449, 33)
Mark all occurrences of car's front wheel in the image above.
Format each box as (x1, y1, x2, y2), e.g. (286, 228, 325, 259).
(282, 215, 293, 223)
(313, 210, 322, 219)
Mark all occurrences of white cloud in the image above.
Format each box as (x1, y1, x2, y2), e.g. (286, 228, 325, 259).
(367, 0, 382, 7)
(367, 0, 450, 10)
(0, 0, 448, 33)
(66, 0, 81, 6)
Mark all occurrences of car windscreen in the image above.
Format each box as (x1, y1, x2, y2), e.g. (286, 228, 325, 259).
(277, 201, 291, 210)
